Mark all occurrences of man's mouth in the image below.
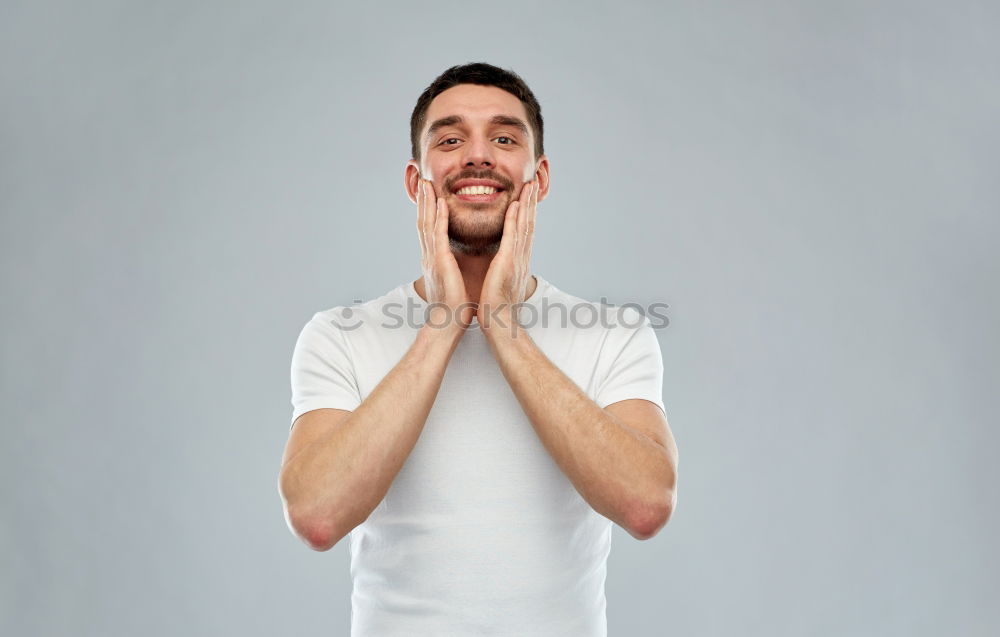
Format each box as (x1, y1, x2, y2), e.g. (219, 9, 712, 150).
(452, 185, 504, 203)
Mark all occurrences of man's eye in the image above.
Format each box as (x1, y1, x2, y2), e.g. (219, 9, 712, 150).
(440, 138, 461, 145)
(494, 136, 514, 144)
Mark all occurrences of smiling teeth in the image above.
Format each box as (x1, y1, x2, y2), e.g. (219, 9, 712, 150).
(456, 186, 497, 195)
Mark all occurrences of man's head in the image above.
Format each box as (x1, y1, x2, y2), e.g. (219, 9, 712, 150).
(409, 63, 545, 163)
(405, 63, 550, 257)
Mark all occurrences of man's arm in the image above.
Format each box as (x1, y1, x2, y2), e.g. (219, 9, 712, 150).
(279, 321, 463, 551)
(476, 180, 677, 540)
(485, 327, 678, 540)
(280, 178, 475, 551)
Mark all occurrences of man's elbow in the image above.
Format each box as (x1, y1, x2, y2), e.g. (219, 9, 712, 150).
(625, 491, 676, 540)
(283, 502, 345, 552)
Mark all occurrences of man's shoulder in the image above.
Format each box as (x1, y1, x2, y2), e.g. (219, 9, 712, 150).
(309, 281, 420, 335)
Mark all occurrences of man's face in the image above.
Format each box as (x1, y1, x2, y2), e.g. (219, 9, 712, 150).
(406, 84, 548, 256)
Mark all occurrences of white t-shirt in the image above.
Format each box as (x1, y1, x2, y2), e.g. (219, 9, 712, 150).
(289, 274, 666, 637)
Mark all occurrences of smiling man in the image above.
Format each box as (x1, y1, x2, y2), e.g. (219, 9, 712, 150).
(279, 62, 678, 636)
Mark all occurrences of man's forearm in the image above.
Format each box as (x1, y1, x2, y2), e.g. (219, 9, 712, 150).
(485, 326, 673, 534)
(281, 323, 463, 547)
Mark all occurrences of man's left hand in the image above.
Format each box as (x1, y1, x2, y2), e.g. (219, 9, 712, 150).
(478, 178, 539, 336)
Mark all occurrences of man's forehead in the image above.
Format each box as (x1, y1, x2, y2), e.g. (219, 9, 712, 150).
(423, 84, 529, 131)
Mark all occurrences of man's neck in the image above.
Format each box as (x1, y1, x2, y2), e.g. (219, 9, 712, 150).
(413, 252, 537, 305)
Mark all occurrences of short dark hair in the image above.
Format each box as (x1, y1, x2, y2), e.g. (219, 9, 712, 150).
(409, 62, 544, 163)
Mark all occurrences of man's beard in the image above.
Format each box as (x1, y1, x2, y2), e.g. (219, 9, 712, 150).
(446, 197, 509, 257)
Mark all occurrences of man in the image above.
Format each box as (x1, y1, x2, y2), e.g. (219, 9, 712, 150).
(278, 62, 678, 636)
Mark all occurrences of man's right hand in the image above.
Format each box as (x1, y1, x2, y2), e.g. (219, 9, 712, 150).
(417, 178, 475, 331)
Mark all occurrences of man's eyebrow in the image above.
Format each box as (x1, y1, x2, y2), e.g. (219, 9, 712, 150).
(489, 115, 529, 137)
(425, 115, 530, 141)
(425, 115, 463, 141)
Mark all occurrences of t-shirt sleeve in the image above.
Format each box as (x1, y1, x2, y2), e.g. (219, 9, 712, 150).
(289, 312, 363, 429)
(594, 310, 666, 416)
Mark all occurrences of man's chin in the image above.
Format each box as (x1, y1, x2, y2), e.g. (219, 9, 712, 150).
(449, 241, 502, 258)
(447, 230, 504, 257)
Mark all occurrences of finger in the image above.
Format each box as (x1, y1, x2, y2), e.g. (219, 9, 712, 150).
(516, 180, 532, 248)
(433, 196, 449, 254)
(523, 188, 536, 264)
(519, 181, 538, 263)
(423, 180, 437, 256)
(498, 200, 518, 258)
(417, 180, 428, 257)
(527, 180, 538, 239)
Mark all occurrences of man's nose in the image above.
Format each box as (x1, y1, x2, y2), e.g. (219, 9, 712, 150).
(461, 137, 495, 168)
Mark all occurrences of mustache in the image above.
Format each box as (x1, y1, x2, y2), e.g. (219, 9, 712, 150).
(444, 170, 513, 192)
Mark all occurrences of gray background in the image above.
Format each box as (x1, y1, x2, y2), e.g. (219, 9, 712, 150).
(2, 1, 997, 635)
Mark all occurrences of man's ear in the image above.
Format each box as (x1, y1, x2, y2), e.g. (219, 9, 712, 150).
(404, 160, 421, 205)
(534, 155, 551, 203)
